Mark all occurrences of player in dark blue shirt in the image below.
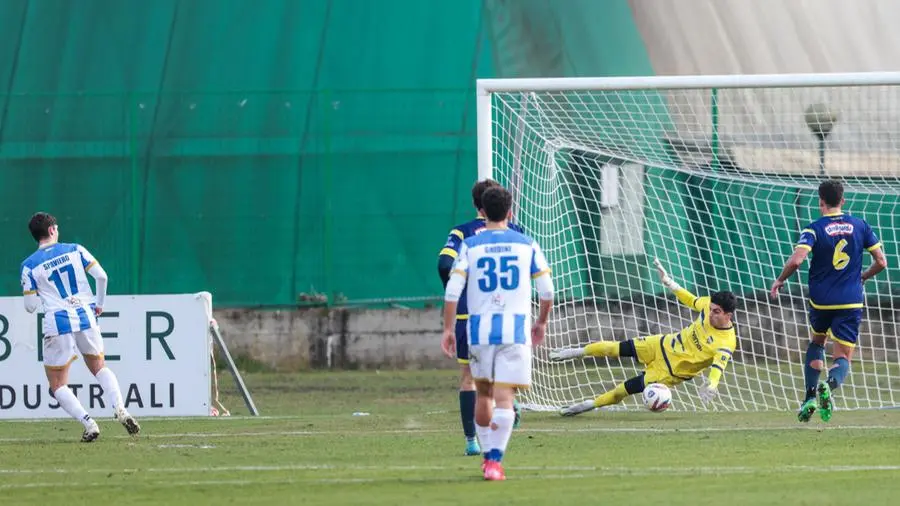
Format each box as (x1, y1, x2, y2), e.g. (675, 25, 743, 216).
(438, 179, 524, 456)
(771, 180, 887, 423)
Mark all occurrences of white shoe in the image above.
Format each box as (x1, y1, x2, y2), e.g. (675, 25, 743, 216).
(549, 348, 585, 362)
(81, 419, 100, 443)
(114, 406, 141, 436)
(559, 400, 596, 417)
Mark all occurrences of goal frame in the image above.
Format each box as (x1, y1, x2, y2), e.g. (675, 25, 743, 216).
(476, 71, 900, 412)
(476, 71, 900, 182)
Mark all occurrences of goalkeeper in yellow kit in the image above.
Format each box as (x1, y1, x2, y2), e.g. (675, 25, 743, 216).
(550, 259, 737, 416)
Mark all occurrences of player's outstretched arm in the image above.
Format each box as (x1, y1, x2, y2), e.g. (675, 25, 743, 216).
(653, 258, 704, 311)
(532, 271, 554, 347)
(20, 266, 41, 313)
(88, 263, 108, 314)
(862, 243, 888, 283)
(771, 227, 815, 299)
(770, 246, 810, 299)
(531, 241, 554, 346)
(79, 245, 108, 313)
(699, 342, 735, 402)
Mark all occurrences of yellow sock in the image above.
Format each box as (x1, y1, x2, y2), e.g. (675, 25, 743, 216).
(584, 341, 619, 358)
(593, 383, 629, 408)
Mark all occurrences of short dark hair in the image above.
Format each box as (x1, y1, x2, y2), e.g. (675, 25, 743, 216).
(472, 179, 501, 210)
(28, 212, 57, 242)
(710, 291, 737, 314)
(818, 179, 844, 208)
(481, 186, 512, 222)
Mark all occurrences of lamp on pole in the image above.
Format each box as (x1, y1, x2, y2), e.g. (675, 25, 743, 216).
(804, 103, 837, 176)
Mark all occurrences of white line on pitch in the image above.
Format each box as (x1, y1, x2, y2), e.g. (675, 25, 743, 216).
(0, 413, 444, 423)
(1, 424, 899, 443)
(1, 464, 900, 489)
(1, 406, 897, 423)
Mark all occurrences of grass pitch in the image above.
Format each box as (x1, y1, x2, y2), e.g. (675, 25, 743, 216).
(2, 370, 900, 505)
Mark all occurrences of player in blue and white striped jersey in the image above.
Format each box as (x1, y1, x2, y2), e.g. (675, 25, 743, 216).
(20, 212, 140, 442)
(442, 186, 554, 481)
(437, 179, 526, 456)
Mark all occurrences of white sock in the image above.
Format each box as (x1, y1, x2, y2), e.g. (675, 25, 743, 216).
(476, 424, 492, 455)
(490, 408, 516, 459)
(95, 367, 124, 411)
(54, 386, 92, 429)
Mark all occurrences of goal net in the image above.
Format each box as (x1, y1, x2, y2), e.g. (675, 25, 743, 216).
(478, 73, 900, 412)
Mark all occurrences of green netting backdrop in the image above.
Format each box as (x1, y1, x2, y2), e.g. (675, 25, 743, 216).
(0, 0, 682, 306)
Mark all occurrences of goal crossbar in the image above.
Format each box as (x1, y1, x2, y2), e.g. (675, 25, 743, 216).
(478, 71, 900, 94)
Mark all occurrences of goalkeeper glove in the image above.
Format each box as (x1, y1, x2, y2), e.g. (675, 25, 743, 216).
(697, 375, 718, 404)
(698, 385, 718, 404)
(653, 258, 679, 290)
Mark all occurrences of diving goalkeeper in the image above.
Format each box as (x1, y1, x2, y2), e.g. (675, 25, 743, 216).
(550, 259, 737, 416)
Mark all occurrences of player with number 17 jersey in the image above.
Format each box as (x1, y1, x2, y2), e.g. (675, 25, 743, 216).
(21, 243, 102, 336)
(20, 212, 141, 443)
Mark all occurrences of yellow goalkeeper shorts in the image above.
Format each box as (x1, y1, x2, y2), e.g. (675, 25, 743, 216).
(632, 334, 687, 388)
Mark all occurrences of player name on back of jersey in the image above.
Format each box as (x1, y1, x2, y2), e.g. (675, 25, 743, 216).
(485, 245, 511, 254)
(41, 254, 71, 271)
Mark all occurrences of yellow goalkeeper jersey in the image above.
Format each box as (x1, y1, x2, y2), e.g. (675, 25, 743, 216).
(663, 289, 737, 388)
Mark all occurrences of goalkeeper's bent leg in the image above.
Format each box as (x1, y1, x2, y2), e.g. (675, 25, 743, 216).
(593, 374, 645, 408)
(561, 374, 645, 416)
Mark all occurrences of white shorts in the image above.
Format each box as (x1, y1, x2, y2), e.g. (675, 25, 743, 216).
(43, 327, 104, 369)
(468, 344, 532, 388)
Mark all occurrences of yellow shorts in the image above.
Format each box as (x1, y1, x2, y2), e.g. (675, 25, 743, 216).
(632, 335, 687, 388)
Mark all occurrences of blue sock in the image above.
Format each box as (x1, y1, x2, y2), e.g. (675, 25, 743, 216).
(827, 358, 851, 390)
(489, 448, 504, 462)
(804, 342, 825, 401)
(459, 391, 476, 439)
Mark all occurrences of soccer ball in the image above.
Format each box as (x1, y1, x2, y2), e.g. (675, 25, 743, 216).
(642, 383, 672, 412)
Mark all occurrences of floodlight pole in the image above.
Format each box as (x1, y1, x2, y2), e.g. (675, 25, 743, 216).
(817, 138, 826, 176)
(804, 104, 837, 177)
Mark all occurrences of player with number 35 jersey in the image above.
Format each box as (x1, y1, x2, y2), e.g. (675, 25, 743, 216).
(442, 186, 554, 481)
(437, 179, 526, 457)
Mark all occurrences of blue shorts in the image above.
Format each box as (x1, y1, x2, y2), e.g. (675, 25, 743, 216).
(456, 319, 469, 364)
(808, 307, 863, 347)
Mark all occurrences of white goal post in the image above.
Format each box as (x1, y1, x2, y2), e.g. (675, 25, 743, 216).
(477, 72, 900, 412)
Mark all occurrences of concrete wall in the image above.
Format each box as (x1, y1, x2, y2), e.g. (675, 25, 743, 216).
(214, 306, 447, 371)
(213, 294, 900, 371)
